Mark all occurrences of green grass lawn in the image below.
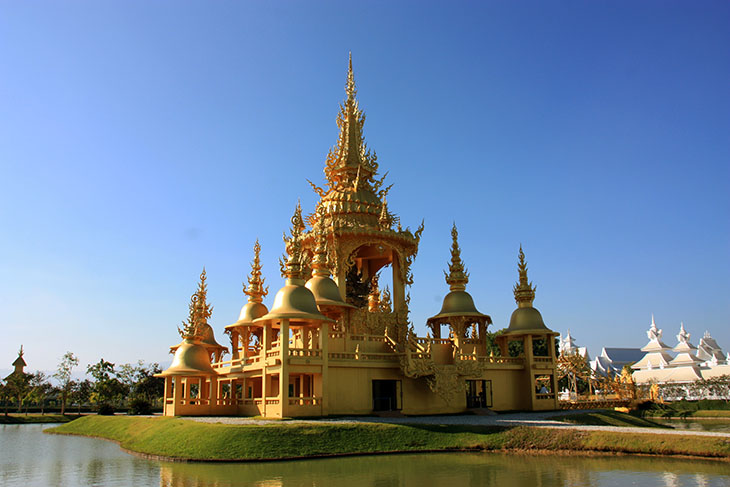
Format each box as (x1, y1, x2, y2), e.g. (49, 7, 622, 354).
(46, 416, 730, 461)
(0, 414, 80, 424)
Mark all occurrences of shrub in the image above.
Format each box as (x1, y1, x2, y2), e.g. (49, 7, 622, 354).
(128, 397, 153, 415)
(97, 403, 115, 415)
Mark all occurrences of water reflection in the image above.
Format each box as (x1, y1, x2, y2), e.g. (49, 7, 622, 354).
(1, 424, 728, 487)
(158, 452, 730, 487)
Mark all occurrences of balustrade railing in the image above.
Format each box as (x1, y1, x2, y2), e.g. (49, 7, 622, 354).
(288, 396, 321, 406)
(289, 348, 322, 357)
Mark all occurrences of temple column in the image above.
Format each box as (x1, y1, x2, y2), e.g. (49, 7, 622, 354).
(279, 319, 290, 418)
(392, 255, 406, 312)
(231, 331, 239, 360)
(319, 320, 329, 415)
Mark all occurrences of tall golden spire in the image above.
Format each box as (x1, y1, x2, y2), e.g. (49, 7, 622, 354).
(244, 240, 268, 304)
(444, 223, 469, 292)
(179, 268, 213, 340)
(324, 54, 379, 187)
(513, 245, 536, 307)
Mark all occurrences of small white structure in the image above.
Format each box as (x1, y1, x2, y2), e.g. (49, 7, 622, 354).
(559, 329, 589, 360)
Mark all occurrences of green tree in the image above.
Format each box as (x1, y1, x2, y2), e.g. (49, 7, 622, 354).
(5, 371, 30, 412)
(28, 372, 52, 414)
(70, 379, 93, 414)
(53, 352, 79, 415)
(87, 359, 125, 414)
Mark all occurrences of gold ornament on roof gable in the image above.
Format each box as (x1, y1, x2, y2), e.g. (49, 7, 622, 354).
(179, 268, 213, 340)
(513, 245, 536, 306)
(280, 202, 306, 281)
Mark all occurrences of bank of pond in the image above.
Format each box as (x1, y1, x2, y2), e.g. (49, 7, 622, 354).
(45, 414, 730, 462)
(3, 423, 729, 487)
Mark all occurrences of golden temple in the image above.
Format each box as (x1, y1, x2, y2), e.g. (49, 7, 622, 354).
(158, 56, 559, 417)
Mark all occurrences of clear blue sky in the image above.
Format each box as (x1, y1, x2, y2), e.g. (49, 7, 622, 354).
(1, 1, 728, 374)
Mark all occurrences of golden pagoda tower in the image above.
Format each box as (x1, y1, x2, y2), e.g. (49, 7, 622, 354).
(253, 203, 333, 417)
(225, 240, 270, 371)
(159, 270, 220, 416)
(170, 269, 228, 363)
(427, 224, 491, 353)
(303, 55, 423, 327)
(496, 246, 559, 410)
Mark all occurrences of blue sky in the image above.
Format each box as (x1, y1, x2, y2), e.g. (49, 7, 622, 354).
(1, 1, 728, 374)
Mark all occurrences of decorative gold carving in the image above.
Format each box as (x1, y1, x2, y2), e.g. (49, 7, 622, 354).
(179, 268, 213, 340)
(244, 240, 268, 304)
(445, 223, 469, 291)
(513, 245, 536, 305)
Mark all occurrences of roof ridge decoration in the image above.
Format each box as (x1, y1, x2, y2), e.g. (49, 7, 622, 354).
(444, 223, 469, 292)
(513, 245, 536, 306)
(179, 268, 213, 340)
(244, 240, 268, 304)
(677, 322, 691, 345)
(648, 314, 662, 341)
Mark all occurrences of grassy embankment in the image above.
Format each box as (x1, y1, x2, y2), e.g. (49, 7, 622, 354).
(0, 414, 80, 424)
(47, 415, 730, 461)
(549, 411, 670, 428)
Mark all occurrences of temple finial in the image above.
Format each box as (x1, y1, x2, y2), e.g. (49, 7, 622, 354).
(346, 52, 356, 100)
(513, 245, 536, 307)
(444, 223, 469, 291)
(179, 268, 213, 340)
(244, 240, 268, 304)
(18, 344, 23, 358)
(281, 202, 305, 282)
(310, 206, 332, 278)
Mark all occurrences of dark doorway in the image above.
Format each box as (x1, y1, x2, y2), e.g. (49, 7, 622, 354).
(372, 380, 401, 411)
(466, 380, 492, 408)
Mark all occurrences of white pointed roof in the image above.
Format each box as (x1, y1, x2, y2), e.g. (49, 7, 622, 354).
(641, 315, 671, 352)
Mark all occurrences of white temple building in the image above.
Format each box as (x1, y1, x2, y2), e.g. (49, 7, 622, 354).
(591, 347, 643, 376)
(632, 316, 729, 385)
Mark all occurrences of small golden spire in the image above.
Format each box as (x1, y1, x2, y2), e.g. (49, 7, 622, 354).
(18, 344, 23, 359)
(310, 207, 331, 278)
(282, 202, 305, 282)
(379, 199, 393, 229)
(444, 223, 469, 292)
(244, 240, 269, 304)
(179, 268, 213, 340)
(513, 245, 536, 307)
(379, 286, 392, 313)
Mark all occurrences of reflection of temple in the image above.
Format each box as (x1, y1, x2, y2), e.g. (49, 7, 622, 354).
(158, 57, 559, 417)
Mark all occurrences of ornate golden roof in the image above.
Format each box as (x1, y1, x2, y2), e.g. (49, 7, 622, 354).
(428, 224, 488, 322)
(305, 211, 354, 308)
(305, 56, 421, 242)
(256, 204, 333, 324)
(227, 240, 270, 328)
(505, 246, 553, 335)
(160, 339, 217, 377)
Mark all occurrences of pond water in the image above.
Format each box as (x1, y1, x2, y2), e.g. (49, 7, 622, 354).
(1, 423, 729, 487)
(653, 418, 730, 433)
